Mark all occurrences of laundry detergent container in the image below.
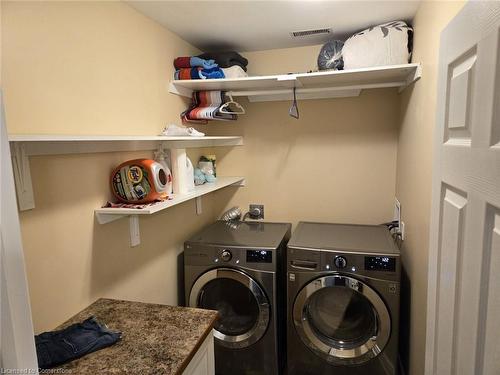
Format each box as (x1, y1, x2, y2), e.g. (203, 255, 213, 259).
(110, 159, 170, 203)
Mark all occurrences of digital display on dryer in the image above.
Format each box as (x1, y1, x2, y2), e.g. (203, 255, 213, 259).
(365, 256, 396, 271)
(246, 250, 272, 263)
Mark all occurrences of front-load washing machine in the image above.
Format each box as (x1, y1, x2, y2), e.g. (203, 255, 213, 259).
(185, 220, 291, 375)
(287, 222, 400, 375)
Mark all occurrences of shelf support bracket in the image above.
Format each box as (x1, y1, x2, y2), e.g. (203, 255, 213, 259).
(399, 63, 423, 92)
(95, 212, 124, 225)
(129, 215, 140, 247)
(168, 82, 193, 98)
(195, 196, 202, 215)
(10, 142, 35, 211)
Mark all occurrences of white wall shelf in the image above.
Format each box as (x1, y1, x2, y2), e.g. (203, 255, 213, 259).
(8, 135, 243, 156)
(95, 176, 246, 247)
(96, 176, 244, 221)
(8, 135, 243, 211)
(169, 63, 422, 102)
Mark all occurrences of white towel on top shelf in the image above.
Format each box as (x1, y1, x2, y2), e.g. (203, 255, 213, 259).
(221, 66, 248, 79)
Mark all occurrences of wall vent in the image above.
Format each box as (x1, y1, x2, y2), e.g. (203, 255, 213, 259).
(290, 28, 332, 38)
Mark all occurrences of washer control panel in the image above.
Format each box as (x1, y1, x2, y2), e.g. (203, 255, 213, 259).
(288, 249, 402, 281)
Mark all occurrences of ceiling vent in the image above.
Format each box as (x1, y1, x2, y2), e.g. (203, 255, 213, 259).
(290, 28, 332, 38)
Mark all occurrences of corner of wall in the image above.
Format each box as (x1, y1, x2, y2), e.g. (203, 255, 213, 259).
(395, 2, 465, 374)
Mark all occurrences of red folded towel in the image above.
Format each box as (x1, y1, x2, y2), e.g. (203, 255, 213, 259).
(176, 68, 201, 80)
(174, 56, 191, 69)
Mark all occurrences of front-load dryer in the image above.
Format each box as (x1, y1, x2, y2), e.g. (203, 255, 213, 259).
(286, 222, 400, 375)
(185, 220, 291, 375)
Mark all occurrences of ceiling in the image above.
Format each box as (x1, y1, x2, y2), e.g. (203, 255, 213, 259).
(126, 1, 421, 52)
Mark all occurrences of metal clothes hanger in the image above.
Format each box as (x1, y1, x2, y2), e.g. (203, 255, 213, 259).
(289, 87, 299, 119)
(219, 92, 246, 115)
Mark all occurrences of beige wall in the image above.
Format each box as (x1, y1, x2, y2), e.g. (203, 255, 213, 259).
(244, 44, 322, 76)
(2, 1, 193, 135)
(1, 1, 227, 332)
(396, 2, 464, 375)
(0, 3, 2, 86)
(2, 5, 441, 364)
(208, 45, 400, 231)
(3, 2, 401, 332)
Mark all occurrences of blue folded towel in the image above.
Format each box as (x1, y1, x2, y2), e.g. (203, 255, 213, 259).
(199, 67, 225, 79)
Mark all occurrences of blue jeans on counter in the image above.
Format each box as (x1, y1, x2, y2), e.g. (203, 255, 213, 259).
(35, 316, 121, 369)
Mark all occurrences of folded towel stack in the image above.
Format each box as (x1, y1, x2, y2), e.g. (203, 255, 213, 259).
(174, 66, 225, 80)
(173, 51, 248, 80)
(173, 56, 225, 80)
(198, 51, 248, 71)
(181, 91, 237, 124)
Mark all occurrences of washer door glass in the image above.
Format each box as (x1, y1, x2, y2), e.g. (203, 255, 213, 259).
(198, 277, 259, 336)
(190, 268, 270, 349)
(306, 286, 377, 349)
(293, 275, 391, 365)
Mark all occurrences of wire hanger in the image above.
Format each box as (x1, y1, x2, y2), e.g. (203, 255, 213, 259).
(219, 92, 246, 115)
(289, 87, 299, 119)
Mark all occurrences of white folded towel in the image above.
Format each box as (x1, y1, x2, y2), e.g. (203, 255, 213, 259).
(160, 124, 205, 137)
(221, 66, 248, 79)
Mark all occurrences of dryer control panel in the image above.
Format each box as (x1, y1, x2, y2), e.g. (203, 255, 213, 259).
(185, 244, 277, 272)
(365, 256, 396, 272)
(247, 250, 273, 263)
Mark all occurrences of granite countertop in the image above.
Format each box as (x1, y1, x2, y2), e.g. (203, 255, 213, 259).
(56, 298, 218, 374)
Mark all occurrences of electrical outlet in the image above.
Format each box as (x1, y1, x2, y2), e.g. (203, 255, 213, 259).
(249, 204, 264, 220)
(394, 198, 401, 228)
(393, 198, 404, 241)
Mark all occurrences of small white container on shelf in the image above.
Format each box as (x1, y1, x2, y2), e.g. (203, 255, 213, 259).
(171, 148, 195, 194)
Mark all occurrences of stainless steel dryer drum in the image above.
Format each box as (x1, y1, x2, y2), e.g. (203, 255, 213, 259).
(286, 222, 401, 375)
(184, 220, 291, 375)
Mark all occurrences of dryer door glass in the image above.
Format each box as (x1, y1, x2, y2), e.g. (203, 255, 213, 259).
(189, 268, 270, 349)
(293, 275, 391, 365)
(199, 277, 259, 336)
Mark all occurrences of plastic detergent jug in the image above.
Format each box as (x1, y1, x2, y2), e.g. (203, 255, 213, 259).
(110, 159, 169, 204)
(154, 147, 173, 195)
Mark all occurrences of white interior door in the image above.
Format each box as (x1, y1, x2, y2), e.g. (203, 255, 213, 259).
(426, 2, 500, 375)
(0, 89, 38, 371)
